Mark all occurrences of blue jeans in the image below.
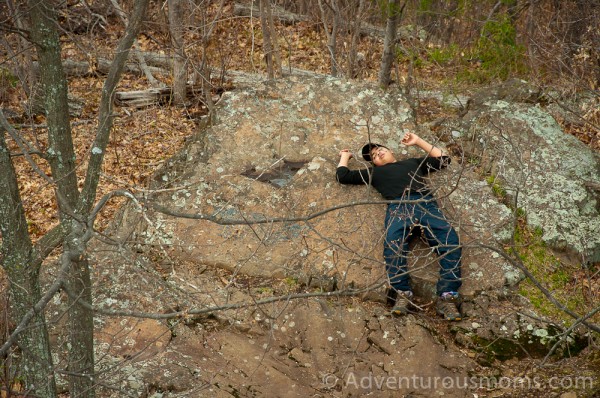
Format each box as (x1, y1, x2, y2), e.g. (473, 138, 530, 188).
(383, 194, 462, 296)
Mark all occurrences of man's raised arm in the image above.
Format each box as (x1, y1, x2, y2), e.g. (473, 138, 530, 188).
(401, 132, 445, 157)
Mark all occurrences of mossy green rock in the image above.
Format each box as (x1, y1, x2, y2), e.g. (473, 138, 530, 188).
(463, 99, 600, 261)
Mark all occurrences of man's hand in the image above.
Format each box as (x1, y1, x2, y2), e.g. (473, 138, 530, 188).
(402, 132, 444, 157)
(401, 132, 420, 146)
(338, 149, 353, 167)
(339, 149, 353, 158)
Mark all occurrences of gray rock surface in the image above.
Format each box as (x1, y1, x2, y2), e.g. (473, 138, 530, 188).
(460, 93, 600, 261)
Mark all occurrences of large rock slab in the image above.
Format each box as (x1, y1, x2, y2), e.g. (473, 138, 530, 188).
(460, 98, 600, 261)
(126, 75, 518, 302)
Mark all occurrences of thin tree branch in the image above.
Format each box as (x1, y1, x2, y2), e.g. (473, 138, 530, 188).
(61, 279, 385, 320)
(479, 243, 600, 333)
(147, 196, 439, 225)
(78, 0, 150, 216)
(541, 304, 600, 365)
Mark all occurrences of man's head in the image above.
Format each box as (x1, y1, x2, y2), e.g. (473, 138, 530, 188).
(361, 143, 396, 166)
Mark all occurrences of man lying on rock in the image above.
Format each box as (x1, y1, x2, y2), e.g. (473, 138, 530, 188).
(336, 132, 462, 321)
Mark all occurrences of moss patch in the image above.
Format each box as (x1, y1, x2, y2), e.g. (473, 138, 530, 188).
(513, 218, 597, 326)
(482, 174, 599, 327)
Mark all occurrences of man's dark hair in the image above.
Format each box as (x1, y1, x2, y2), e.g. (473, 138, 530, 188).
(361, 143, 388, 162)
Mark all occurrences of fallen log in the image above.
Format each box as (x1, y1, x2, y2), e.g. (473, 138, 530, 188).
(114, 84, 205, 108)
(142, 52, 175, 69)
(95, 57, 165, 76)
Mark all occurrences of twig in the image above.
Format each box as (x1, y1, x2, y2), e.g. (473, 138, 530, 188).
(540, 304, 600, 365)
(62, 279, 387, 320)
(479, 243, 600, 334)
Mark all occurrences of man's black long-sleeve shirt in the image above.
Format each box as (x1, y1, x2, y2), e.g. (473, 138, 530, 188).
(335, 156, 450, 199)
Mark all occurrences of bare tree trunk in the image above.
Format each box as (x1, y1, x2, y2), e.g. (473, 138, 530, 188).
(348, 0, 366, 78)
(565, 0, 589, 58)
(0, 129, 57, 397)
(63, 246, 95, 396)
(265, 0, 282, 77)
(442, 0, 460, 43)
(28, 3, 79, 210)
(168, 0, 188, 105)
(26, 0, 92, 394)
(318, 0, 340, 77)
(378, 0, 403, 87)
(195, 0, 226, 125)
(525, 0, 537, 73)
(259, 0, 275, 78)
(109, 0, 159, 87)
(3, 0, 35, 99)
(78, 0, 149, 219)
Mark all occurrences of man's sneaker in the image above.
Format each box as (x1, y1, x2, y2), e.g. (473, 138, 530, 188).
(436, 292, 461, 321)
(391, 290, 413, 316)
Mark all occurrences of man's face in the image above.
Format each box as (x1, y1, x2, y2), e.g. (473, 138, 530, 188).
(370, 146, 396, 166)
